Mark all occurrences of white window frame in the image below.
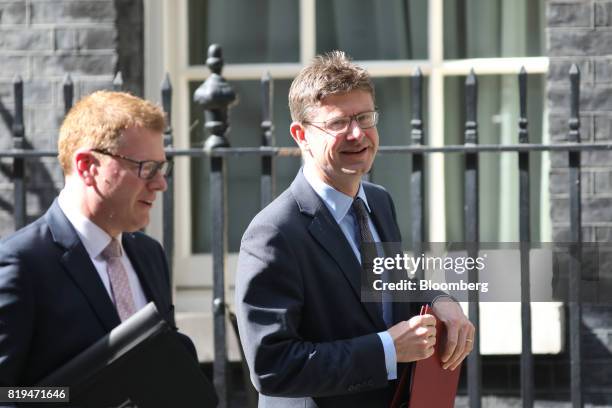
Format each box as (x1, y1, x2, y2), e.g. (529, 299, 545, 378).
(146, 0, 552, 301)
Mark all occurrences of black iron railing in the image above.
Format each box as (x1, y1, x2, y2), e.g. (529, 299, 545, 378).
(1, 43, 607, 408)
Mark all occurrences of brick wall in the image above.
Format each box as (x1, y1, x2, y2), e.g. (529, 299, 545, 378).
(0, 0, 143, 236)
(547, 0, 612, 404)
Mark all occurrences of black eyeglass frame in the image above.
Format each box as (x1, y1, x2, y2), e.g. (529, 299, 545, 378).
(91, 149, 173, 180)
(302, 110, 380, 137)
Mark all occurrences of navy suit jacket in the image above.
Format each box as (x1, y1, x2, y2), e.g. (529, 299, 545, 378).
(235, 171, 422, 408)
(0, 200, 188, 387)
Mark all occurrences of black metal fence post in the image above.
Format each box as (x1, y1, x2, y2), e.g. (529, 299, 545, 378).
(113, 72, 123, 91)
(260, 72, 275, 208)
(567, 64, 583, 408)
(464, 69, 482, 408)
(12, 75, 26, 230)
(194, 44, 236, 408)
(410, 68, 425, 278)
(161, 73, 175, 289)
(518, 67, 534, 408)
(63, 74, 74, 115)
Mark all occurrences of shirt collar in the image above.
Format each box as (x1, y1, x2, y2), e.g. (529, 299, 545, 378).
(58, 189, 122, 259)
(302, 163, 372, 224)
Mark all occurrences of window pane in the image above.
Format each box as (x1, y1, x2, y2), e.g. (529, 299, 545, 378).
(188, 0, 300, 65)
(316, 0, 428, 60)
(443, 74, 546, 242)
(189, 79, 299, 253)
(443, 0, 545, 59)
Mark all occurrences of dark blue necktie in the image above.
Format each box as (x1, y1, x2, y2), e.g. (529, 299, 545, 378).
(352, 197, 393, 327)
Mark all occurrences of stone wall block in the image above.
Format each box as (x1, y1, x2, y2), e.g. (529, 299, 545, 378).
(31, 1, 115, 24)
(78, 78, 115, 98)
(32, 54, 117, 77)
(0, 81, 13, 102)
(589, 84, 612, 111)
(548, 2, 592, 27)
(584, 304, 612, 334)
(584, 149, 612, 167)
(594, 58, 612, 82)
(0, 29, 51, 51)
(594, 114, 612, 140)
(548, 30, 612, 57)
(550, 151, 569, 168)
(27, 107, 63, 141)
(552, 225, 594, 242)
(585, 197, 612, 222)
(548, 58, 593, 84)
(23, 80, 53, 105)
(550, 169, 593, 195)
(594, 170, 612, 193)
(549, 113, 592, 141)
(0, 2, 26, 24)
(54, 28, 75, 51)
(595, 226, 612, 240)
(551, 82, 612, 113)
(0, 117, 12, 143)
(551, 198, 569, 223)
(0, 56, 28, 79)
(0, 193, 15, 237)
(76, 28, 117, 50)
(551, 197, 612, 223)
(26, 157, 63, 187)
(595, 1, 612, 26)
(583, 360, 612, 388)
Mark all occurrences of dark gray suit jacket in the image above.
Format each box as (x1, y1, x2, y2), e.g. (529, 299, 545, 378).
(0, 200, 191, 388)
(235, 170, 421, 408)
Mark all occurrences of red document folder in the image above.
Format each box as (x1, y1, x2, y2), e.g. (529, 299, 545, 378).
(391, 304, 462, 408)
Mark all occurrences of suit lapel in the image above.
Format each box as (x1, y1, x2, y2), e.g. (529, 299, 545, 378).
(292, 171, 386, 329)
(365, 187, 395, 244)
(47, 200, 120, 331)
(122, 234, 163, 309)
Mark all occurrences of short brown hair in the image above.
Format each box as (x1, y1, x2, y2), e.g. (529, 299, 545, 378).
(288, 50, 375, 122)
(58, 91, 165, 174)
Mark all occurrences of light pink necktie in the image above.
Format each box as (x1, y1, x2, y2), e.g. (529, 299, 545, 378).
(101, 238, 136, 321)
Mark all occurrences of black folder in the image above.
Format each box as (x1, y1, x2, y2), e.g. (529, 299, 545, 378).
(38, 303, 218, 408)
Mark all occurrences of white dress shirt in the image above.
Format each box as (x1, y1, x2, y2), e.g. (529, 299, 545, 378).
(57, 189, 148, 313)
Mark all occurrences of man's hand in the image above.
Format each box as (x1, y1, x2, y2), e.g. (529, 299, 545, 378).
(432, 298, 475, 370)
(388, 314, 437, 362)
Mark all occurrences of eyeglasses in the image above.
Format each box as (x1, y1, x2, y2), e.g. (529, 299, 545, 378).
(303, 110, 379, 137)
(91, 149, 173, 180)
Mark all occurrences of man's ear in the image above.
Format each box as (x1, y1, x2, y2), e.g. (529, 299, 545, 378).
(290, 122, 308, 150)
(74, 150, 98, 186)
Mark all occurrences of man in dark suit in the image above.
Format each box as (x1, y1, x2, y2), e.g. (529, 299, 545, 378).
(0, 91, 193, 388)
(235, 52, 475, 407)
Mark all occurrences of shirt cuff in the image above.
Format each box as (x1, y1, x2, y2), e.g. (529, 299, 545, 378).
(377, 331, 397, 380)
(431, 294, 458, 305)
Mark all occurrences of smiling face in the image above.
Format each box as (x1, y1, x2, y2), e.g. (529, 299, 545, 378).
(291, 90, 379, 196)
(85, 126, 167, 236)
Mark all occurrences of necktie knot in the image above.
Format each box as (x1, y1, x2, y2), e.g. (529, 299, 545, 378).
(352, 197, 368, 217)
(101, 238, 122, 260)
